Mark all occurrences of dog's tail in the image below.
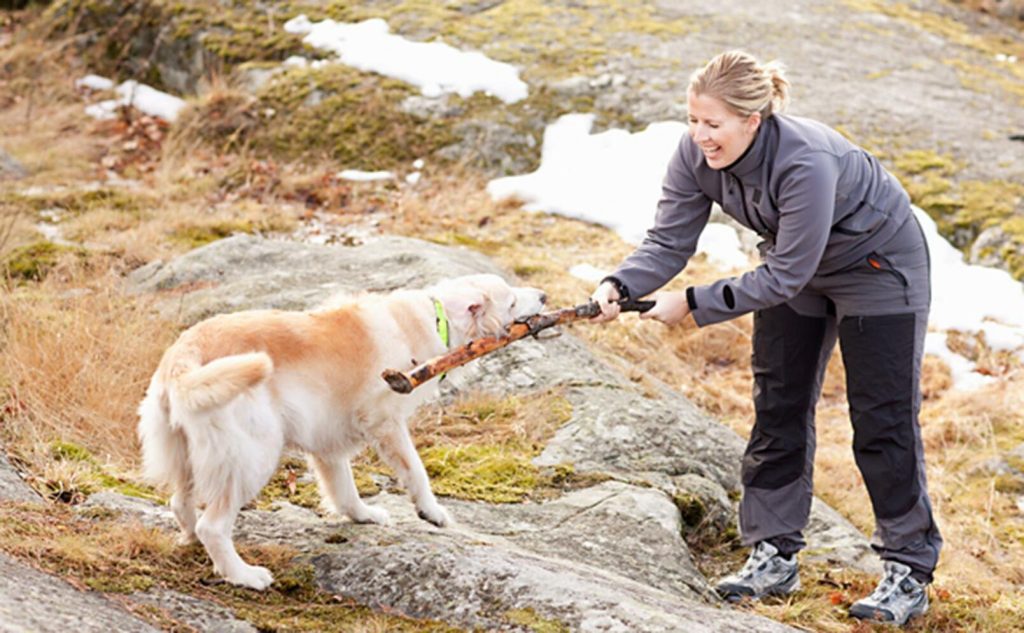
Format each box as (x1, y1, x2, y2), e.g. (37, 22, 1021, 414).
(138, 350, 273, 489)
(171, 352, 274, 414)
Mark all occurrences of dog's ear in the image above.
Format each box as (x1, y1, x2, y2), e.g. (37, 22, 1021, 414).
(444, 289, 494, 339)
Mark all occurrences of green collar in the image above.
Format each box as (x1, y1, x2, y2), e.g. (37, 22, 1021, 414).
(433, 298, 449, 348)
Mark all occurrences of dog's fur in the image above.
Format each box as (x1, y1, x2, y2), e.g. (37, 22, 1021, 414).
(137, 273, 546, 589)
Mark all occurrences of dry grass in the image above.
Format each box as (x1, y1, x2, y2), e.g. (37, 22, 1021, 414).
(0, 258, 177, 480)
(1, 14, 1023, 633)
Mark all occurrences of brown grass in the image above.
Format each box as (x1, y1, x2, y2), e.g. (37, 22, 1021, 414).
(1, 14, 1023, 632)
(0, 258, 177, 478)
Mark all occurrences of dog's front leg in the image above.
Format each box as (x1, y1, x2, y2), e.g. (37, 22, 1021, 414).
(310, 453, 390, 525)
(375, 424, 453, 527)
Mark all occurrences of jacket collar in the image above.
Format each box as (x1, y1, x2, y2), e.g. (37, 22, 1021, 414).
(723, 116, 774, 179)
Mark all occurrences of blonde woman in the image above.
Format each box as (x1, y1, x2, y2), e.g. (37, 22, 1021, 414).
(591, 50, 941, 626)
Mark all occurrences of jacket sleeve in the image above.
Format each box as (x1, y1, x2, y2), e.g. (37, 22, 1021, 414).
(608, 140, 713, 299)
(689, 154, 837, 326)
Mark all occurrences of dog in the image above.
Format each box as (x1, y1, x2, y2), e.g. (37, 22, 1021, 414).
(137, 273, 547, 589)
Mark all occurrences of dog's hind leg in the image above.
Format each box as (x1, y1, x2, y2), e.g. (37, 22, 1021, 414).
(138, 380, 198, 545)
(374, 424, 452, 527)
(170, 484, 197, 545)
(194, 495, 273, 590)
(310, 453, 390, 525)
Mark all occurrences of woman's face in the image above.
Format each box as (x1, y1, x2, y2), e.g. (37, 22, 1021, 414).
(686, 91, 761, 170)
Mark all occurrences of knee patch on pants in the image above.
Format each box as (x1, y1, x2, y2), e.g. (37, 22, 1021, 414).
(743, 305, 828, 490)
(840, 313, 921, 519)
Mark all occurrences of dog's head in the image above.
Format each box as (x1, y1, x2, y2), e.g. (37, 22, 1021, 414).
(431, 273, 547, 345)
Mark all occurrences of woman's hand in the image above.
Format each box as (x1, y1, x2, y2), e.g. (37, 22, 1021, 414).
(590, 281, 621, 323)
(640, 291, 692, 326)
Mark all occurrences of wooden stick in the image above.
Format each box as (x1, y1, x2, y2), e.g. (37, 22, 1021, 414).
(381, 299, 653, 394)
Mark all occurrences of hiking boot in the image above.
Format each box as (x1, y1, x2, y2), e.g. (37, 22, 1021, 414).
(715, 541, 800, 602)
(849, 561, 929, 626)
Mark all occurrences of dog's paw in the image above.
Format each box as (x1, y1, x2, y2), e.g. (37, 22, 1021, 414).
(176, 531, 199, 546)
(225, 564, 274, 591)
(350, 504, 390, 526)
(417, 503, 453, 527)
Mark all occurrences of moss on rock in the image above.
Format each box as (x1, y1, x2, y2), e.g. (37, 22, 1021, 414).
(2, 241, 89, 282)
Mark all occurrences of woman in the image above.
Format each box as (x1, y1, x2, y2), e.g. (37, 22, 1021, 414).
(591, 50, 941, 626)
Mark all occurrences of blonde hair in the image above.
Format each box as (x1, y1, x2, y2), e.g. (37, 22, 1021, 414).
(688, 50, 790, 119)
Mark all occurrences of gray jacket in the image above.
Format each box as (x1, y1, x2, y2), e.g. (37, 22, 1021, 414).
(609, 114, 913, 326)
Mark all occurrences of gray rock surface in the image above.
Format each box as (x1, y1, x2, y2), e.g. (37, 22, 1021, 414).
(128, 589, 258, 633)
(0, 452, 39, 503)
(0, 552, 158, 633)
(84, 490, 794, 632)
(0, 148, 27, 180)
(127, 234, 505, 325)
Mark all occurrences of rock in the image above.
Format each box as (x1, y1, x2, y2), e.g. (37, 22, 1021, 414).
(803, 499, 883, 575)
(82, 490, 798, 631)
(0, 450, 40, 503)
(400, 94, 465, 119)
(0, 148, 28, 180)
(448, 481, 714, 602)
(126, 234, 505, 325)
(436, 119, 538, 175)
(310, 530, 795, 632)
(128, 589, 257, 633)
(0, 552, 158, 632)
(970, 225, 1014, 269)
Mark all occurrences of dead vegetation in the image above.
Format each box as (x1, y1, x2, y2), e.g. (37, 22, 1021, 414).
(0, 4, 1023, 632)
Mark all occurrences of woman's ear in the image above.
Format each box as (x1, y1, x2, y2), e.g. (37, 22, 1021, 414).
(746, 112, 762, 135)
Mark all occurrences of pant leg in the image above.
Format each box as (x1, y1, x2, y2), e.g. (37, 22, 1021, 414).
(739, 300, 837, 555)
(828, 216, 942, 581)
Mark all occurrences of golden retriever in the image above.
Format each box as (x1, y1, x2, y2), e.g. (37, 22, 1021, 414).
(137, 273, 547, 589)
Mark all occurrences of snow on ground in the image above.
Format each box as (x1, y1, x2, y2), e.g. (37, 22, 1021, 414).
(283, 15, 528, 103)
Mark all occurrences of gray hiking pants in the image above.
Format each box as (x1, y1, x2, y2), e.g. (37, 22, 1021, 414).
(738, 215, 943, 582)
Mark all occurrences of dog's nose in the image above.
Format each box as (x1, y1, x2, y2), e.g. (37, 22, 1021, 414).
(539, 292, 547, 305)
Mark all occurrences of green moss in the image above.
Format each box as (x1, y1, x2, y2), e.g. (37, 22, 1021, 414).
(422, 443, 539, 503)
(893, 149, 956, 176)
(886, 148, 1024, 264)
(170, 217, 295, 248)
(530, 464, 615, 501)
(50, 440, 96, 464)
(429, 232, 505, 255)
(2, 241, 89, 282)
(503, 608, 570, 633)
(85, 573, 155, 593)
(2, 188, 149, 216)
(957, 179, 1024, 230)
(255, 455, 322, 510)
(271, 561, 317, 594)
(94, 473, 164, 503)
(994, 474, 1024, 495)
(672, 493, 706, 529)
(45, 440, 164, 503)
(407, 391, 576, 503)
